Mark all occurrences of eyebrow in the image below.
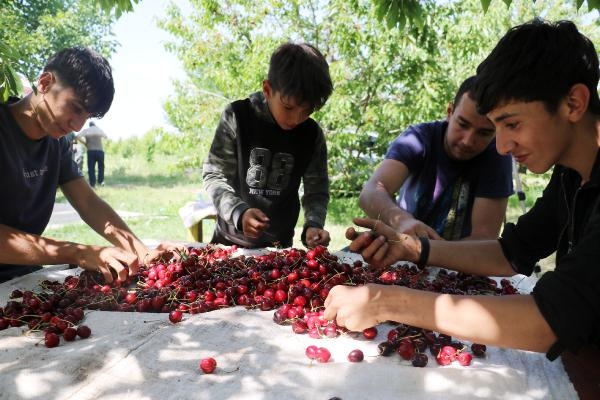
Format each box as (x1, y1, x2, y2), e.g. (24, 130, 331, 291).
(491, 112, 518, 123)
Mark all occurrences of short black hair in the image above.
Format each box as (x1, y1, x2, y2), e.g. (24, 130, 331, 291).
(453, 75, 476, 109)
(268, 42, 333, 111)
(43, 47, 115, 118)
(475, 19, 600, 115)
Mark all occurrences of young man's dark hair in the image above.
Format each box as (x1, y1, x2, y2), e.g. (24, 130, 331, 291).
(267, 42, 333, 111)
(43, 46, 114, 118)
(452, 75, 476, 108)
(475, 18, 600, 115)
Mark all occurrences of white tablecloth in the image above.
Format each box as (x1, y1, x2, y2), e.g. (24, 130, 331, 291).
(0, 263, 578, 400)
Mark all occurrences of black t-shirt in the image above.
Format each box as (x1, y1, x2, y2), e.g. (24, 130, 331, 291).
(500, 152, 600, 359)
(0, 101, 81, 281)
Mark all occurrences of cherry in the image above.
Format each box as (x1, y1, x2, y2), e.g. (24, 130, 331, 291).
(305, 345, 319, 359)
(76, 325, 92, 339)
(398, 340, 415, 360)
(411, 353, 428, 367)
(347, 349, 364, 362)
(44, 332, 60, 348)
(457, 351, 473, 366)
(471, 343, 487, 357)
(292, 320, 308, 334)
(199, 357, 217, 374)
(63, 327, 77, 341)
(124, 293, 137, 304)
(316, 347, 331, 363)
(169, 310, 183, 324)
(362, 327, 377, 340)
(377, 341, 396, 356)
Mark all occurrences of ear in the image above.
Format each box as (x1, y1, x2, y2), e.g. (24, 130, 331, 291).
(262, 80, 272, 100)
(446, 102, 454, 119)
(565, 83, 589, 122)
(37, 71, 54, 94)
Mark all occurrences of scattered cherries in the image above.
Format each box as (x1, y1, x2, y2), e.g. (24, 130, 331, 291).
(0, 243, 512, 372)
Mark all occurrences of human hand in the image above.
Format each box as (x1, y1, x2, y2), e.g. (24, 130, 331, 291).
(142, 241, 188, 265)
(395, 218, 442, 240)
(78, 245, 140, 283)
(322, 284, 387, 332)
(305, 227, 331, 248)
(242, 208, 270, 238)
(345, 217, 420, 269)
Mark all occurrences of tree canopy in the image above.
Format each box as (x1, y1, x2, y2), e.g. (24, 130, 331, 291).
(158, 0, 599, 195)
(0, 0, 135, 101)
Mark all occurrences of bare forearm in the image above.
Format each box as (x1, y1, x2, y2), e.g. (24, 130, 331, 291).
(359, 186, 411, 229)
(377, 285, 556, 352)
(428, 239, 516, 277)
(0, 224, 82, 265)
(79, 197, 147, 256)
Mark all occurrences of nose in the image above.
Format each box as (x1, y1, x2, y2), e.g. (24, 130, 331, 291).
(461, 130, 477, 148)
(495, 130, 515, 155)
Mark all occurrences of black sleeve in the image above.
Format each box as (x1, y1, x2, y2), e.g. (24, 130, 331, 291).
(532, 206, 600, 360)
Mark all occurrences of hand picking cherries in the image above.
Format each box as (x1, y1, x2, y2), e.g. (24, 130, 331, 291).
(0, 244, 513, 371)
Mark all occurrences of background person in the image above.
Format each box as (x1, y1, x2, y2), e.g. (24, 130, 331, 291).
(359, 76, 513, 240)
(203, 42, 333, 248)
(77, 120, 107, 187)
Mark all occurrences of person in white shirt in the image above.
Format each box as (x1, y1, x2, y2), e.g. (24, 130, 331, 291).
(77, 121, 108, 187)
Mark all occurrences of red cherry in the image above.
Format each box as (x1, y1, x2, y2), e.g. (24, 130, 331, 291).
(305, 345, 319, 359)
(169, 310, 183, 323)
(199, 357, 217, 374)
(63, 327, 77, 341)
(44, 332, 60, 348)
(76, 325, 92, 339)
(316, 347, 331, 363)
(457, 352, 473, 366)
(363, 327, 378, 340)
(348, 349, 364, 362)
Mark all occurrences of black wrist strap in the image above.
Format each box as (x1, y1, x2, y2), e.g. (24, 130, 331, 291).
(417, 237, 430, 268)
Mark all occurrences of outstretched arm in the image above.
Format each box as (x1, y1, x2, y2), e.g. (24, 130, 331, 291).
(0, 222, 138, 283)
(347, 217, 515, 276)
(359, 159, 441, 239)
(323, 284, 556, 353)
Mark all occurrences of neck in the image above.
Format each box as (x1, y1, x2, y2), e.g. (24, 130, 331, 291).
(8, 94, 47, 140)
(564, 115, 600, 182)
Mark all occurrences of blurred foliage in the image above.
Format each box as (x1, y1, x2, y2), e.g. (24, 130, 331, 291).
(372, 0, 600, 29)
(158, 0, 599, 197)
(0, 0, 134, 102)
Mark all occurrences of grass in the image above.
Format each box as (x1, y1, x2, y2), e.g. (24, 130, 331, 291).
(47, 150, 555, 270)
(48, 151, 356, 249)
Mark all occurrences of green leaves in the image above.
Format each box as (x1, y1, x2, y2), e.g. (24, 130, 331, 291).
(0, 1, 123, 102)
(0, 42, 22, 102)
(158, 0, 600, 195)
(372, 0, 600, 25)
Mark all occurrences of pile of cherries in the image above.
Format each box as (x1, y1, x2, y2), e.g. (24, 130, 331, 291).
(0, 244, 516, 367)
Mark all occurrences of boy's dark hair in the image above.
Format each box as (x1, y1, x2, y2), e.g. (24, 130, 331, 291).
(453, 75, 476, 109)
(43, 47, 114, 118)
(475, 19, 600, 116)
(268, 42, 333, 111)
